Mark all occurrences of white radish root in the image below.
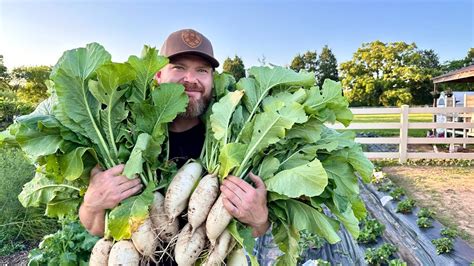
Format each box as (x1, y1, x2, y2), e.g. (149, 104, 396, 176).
(89, 238, 113, 266)
(206, 194, 233, 245)
(226, 248, 248, 266)
(131, 217, 158, 258)
(108, 240, 140, 266)
(175, 223, 208, 266)
(150, 191, 179, 242)
(165, 162, 203, 220)
(188, 173, 219, 232)
(203, 229, 236, 266)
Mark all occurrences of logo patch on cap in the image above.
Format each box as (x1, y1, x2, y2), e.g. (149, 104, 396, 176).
(181, 30, 202, 48)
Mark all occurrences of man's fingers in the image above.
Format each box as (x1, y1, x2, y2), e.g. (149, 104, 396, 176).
(120, 183, 143, 201)
(225, 176, 252, 193)
(107, 164, 125, 176)
(118, 179, 142, 192)
(90, 165, 102, 178)
(222, 196, 240, 218)
(221, 185, 243, 206)
(248, 172, 265, 189)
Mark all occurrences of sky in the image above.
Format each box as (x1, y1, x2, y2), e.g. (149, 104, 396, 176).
(0, 0, 473, 71)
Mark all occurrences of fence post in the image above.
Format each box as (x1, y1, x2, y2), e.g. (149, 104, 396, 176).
(399, 105, 409, 163)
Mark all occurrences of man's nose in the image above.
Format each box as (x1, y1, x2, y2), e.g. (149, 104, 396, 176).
(183, 70, 198, 83)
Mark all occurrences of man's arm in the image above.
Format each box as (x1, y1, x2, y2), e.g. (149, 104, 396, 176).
(79, 164, 143, 236)
(220, 173, 270, 237)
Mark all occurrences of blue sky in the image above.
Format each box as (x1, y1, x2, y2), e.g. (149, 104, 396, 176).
(1, 0, 472, 70)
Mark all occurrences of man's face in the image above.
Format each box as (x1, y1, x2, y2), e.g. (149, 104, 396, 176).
(156, 54, 213, 118)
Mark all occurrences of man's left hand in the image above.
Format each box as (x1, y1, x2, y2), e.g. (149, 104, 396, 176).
(220, 172, 270, 237)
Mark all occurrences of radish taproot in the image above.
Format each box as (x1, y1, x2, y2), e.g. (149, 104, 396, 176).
(150, 191, 179, 242)
(188, 173, 219, 231)
(89, 238, 113, 266)
(175, 223, 208, 266)
(206, 194, 233, 245)
(131, 217, 158, 258)
(226, 248, 248, 266)
(165, 162, 203, 220)
(108, 240, 140, 266)
(203, 229, 236, 266)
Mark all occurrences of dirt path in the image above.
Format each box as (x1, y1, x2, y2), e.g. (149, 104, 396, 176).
(383, 165, 474, 246)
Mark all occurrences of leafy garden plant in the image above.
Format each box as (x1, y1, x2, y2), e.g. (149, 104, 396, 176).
(431, 237, 454, 254)
(440, 228, 458, 239)
(357, 218, 386, 244)
(396, 199, 415, 214)
(417, 208, 435, 219)
(389, 187, 405, 201)
(365, 243, 398, 265)
(416, 217, 433, 228)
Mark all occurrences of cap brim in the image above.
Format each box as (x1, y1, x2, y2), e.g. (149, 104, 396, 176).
(168, 50, 219, 68)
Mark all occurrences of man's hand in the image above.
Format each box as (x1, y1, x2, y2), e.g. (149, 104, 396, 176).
(220, 172, 270, 237)
(83, 164, 143, 211)
(79, 164, 142, 236)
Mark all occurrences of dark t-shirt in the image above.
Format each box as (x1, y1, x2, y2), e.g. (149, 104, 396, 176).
(153, 122, 205, 266)
(168, 122, 205, 168)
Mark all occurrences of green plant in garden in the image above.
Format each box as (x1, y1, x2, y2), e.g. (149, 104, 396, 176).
(28, 219, 99, 265)
(298, 230, 326, 256)
(417, 208, 435, 219)
(389, 187, 405, 200)
(357, 218, 386, 244)
(389, 259, 407, 266)
(0, 146, 58, 256)
(431, 237, 454, 254)
(365, 243, 398, 265)
(376, 181, 394, 192)
(441, 227, 458, 239)
(416, 217, 433, 228)
(396, 199, 415, 214)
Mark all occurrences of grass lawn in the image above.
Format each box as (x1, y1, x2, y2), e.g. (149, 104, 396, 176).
(346, 113, 433, 137)
(382, 165, 474, 246)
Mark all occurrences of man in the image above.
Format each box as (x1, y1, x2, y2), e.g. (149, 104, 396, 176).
(79, 29, 270, 243)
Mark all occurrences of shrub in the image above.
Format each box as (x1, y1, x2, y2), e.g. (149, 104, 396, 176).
(396, 199, 415, 214)
(416, 217, 433, 228)
(0, 146, 58, 255)
(440, 228, 458, 239)
(431, 237, 454, 254)
(365, 243, 398, 265)
(358, 218, 386, 244)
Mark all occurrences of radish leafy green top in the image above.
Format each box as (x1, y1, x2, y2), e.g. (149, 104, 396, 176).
(202, 66, 373, 265)
(1, 43, 188, 240)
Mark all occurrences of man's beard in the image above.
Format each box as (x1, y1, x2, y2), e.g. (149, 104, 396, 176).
(179, 90, 212, 118)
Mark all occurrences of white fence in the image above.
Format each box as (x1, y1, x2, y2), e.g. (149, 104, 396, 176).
(327, 105, 474, 163)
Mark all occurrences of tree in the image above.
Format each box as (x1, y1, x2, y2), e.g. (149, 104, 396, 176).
(290, 51, 317, 73)
(10, 66, 51, 104)
(0, 55, 10, 91)
(340, 41, 436, 107)
(439, 48, 474, 92)
(223, 55, 246, 80)
(316, 45, 339, 87)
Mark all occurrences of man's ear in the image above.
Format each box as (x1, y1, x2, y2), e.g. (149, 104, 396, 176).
(154, 71, 161, 83)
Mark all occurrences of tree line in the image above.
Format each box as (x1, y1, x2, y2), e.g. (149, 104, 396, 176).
(222, 43, 473, 107)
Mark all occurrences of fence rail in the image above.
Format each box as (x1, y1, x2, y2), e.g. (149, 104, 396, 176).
(327, 105, 474, 162)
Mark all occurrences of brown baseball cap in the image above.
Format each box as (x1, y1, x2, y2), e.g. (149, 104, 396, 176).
(160, 29, 219, 68)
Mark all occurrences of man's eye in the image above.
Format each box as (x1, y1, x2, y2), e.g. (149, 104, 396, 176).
(198, 69, 209, 73)
(173, 66, 184, 70)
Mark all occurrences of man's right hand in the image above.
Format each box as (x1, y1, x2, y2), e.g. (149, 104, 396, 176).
(83, 164, 143, 211)
(79, 164, 143, 236)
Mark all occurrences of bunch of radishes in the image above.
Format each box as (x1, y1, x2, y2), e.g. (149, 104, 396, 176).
(89, 162, 247, 266)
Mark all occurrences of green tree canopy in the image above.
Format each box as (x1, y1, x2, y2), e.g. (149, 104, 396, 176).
(316, 45, 339, 87)
(340, 41, 439, 107)
(290, 51, 317, 73)
(10, 66, 52, 104)
(223, 55, 246, 80)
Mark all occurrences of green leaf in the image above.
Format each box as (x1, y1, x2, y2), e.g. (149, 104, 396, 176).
(123, 133, 151, 179)
(303, 80, 353, 126)
(347, 145, 374, 183)
(127, 46, 168, 103)
(213, 72, 236, 99)
(51, 43, 114, 167)
(218, 143, 247, 179)
(265, 159, 328, 198)
(323, 158, 359, 205)
(227, 221, 259, 265)
(107, 184, 154, 240)
(285, 199, 341, 244)
(210, 90, 244, 144)
(326, 202, 360, 239)
(257, 156, 280, 181)
(285, 118, 323, 143)
(59, 147, 96, 181)
(279, 145, 318, 170)
(273, 223, 300, 266)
